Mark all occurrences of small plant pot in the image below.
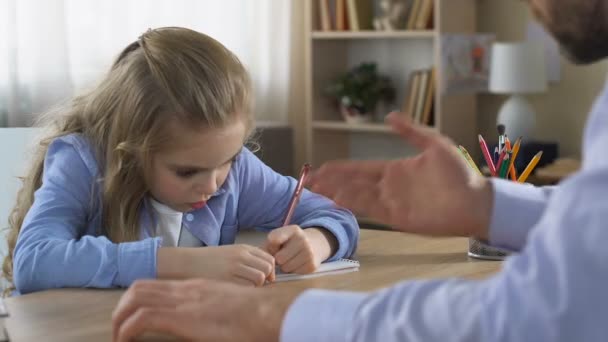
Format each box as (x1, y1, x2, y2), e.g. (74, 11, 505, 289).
(340, 105, 373, 124)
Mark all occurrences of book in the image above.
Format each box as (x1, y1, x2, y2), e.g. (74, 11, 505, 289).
(421, 67, 436, 125)
(414, 70, 429, 123)
(346, 0, 359, 30)
(319, 0, 332, 31)
(275, 258, 360, 282)
(336, 0, 347, 30)
(347, 0, 373, 31)
(402, 70, 420, 118)
(406, 0, 422, 30)
(415, 0, 434, 30)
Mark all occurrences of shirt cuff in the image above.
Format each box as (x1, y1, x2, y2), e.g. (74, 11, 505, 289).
(281, 289, 368, 342)
(489, 179, 549, 251)
(115, 237, 161, 287)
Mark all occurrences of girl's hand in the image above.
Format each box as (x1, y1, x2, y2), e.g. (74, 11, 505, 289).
(264, 226, 337, 274)
(157, 245, 275, 287)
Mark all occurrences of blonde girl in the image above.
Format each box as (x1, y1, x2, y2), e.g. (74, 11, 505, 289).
(2, 27, 358, 295)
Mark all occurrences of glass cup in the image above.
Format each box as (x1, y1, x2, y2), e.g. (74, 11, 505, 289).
(468, 238, 510, 261)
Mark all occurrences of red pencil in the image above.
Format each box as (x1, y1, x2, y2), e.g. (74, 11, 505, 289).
(282, 164, 311, 226)
(478, 135, 496, 176)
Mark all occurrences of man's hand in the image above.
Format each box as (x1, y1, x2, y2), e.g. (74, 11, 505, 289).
(307, 112, 494, 240)
(112, 279, 301, 342)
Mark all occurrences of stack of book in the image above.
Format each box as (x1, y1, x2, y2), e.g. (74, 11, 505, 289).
(317, 0, 434, 32)
(402, 68, 436, 126)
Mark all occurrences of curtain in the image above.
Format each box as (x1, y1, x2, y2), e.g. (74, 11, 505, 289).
(0, 0, 292, 126)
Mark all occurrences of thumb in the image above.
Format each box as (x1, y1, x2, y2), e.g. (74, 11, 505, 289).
(264, 228, 292, 255)
(386, 111, 440, 150)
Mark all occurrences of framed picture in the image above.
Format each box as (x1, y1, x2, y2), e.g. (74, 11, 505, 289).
(440, 33, 496, 95)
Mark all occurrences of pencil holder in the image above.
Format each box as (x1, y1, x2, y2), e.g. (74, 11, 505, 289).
(460, 135, 542, 261)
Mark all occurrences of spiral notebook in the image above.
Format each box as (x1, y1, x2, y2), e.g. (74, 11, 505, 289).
(275, 258, 360, 282)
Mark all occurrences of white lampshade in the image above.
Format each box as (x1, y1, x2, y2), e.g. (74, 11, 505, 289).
(489, 42, 547, 94)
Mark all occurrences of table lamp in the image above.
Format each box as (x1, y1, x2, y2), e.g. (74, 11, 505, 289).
(489, 42, 547, 141)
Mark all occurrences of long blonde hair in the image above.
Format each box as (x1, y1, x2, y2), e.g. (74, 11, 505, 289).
(2, 27, 253, 293)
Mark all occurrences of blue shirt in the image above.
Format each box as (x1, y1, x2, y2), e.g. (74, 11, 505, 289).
(281, 82, 608, 341)
(13, 135, 359, 294)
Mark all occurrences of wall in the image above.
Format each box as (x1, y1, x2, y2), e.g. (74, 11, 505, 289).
(477, 0, 608, 158)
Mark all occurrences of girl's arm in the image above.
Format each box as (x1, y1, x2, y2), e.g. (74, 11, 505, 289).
(235, 149, 359, 261)
(13, 137, 160, 294)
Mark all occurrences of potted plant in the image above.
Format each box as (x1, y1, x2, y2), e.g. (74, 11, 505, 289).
(325, 62, 395, 124)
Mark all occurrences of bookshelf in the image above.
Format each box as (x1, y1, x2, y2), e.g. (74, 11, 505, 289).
(304, 0, 479, 166)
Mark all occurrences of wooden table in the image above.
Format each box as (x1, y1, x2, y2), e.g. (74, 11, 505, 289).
(3, 230, 502, 341)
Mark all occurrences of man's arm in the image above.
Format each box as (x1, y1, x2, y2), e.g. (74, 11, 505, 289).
(282, 168, 606, 342)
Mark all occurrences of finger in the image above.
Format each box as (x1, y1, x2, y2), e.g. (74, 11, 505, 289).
(112, 289, 177, 335)
(280, 249, 313, 274)
(233, 275, 258, 287)
(244, 250, 274, 278)
(267, 268, 276, 283)
(274, 237, 306, 266)
(248, 246, 275, 266)
(265, 226, 298, 255)
(113, 284, 181, 340)
(248, 247, 276, 282)
(234, 264, 268, 287)
(386, 111, 440, 150)
(263, 240, 280, 256)
(116, 307, 188, 342)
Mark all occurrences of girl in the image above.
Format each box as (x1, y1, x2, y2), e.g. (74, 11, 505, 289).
(2, 27, 359, 295)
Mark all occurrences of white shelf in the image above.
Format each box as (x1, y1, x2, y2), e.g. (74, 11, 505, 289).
(311, 30, 435, 40)
(312, 121, 393, 133)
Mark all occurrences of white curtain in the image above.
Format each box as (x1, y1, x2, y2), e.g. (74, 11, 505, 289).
(0, 0, 292, 127)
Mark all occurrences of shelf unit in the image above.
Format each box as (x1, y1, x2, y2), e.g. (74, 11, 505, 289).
(304, 0, 479, 165)
(312, 120, 393, 133)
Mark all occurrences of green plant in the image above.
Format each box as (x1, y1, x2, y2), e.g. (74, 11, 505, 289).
(325, 62, 395, 116)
